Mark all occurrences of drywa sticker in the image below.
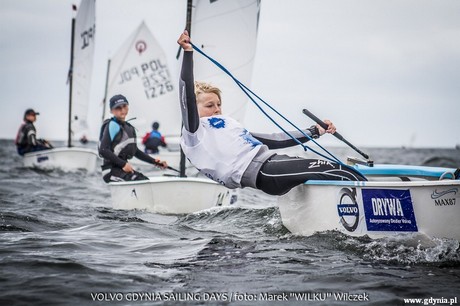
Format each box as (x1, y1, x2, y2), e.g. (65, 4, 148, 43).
(361, 189, 418, 232)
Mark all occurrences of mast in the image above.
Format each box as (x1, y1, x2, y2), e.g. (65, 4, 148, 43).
(101, 59, 111, 123)
(67, 12, 76, 148)
(185, 0, 193, 34)
(179, 0, 193, 178)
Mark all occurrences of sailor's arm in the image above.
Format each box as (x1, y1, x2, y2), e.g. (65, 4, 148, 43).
(251, 126, 319, 149)
(178, 30, 200, 134)
(26, 125, 38, 146)
(251, 120, 335, 149)
(134, 149, 168, 169)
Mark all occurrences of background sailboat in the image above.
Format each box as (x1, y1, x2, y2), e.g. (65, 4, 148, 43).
(102, 21, 183, 170)
(108, 0, 261, 213)
(70, 0, 96, 144)
(22, 0, 98, 172)
(103, 21, 181, 137)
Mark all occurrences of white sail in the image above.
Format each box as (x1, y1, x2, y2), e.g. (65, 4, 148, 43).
(22, 0, 99, 172)
(106, 21, 181, 137)
(71, 0, 96, 141)
(191, 0, 261, 123)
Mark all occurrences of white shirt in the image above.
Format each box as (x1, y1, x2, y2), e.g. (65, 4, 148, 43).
(181, 115, 263, 188)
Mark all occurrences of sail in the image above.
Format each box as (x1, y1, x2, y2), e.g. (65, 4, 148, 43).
(71, 0, 96, 141)
(191, 0, 261, 123)
(105, 22, 181, 137)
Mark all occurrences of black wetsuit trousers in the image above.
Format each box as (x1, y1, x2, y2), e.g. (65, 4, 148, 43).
(102, 167, 149, 183)
(256, 154, 366, 196)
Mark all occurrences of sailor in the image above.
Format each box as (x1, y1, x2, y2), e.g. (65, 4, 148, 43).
(177, 30, 366, 195)
(15, 108, 53, 155)
(142, 121, 167, 154)
(98, 94, 168, 183)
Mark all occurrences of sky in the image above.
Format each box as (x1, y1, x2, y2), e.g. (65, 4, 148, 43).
(1, 0, 460, 148)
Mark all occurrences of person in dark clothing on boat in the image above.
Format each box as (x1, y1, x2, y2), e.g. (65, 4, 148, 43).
(177, 30, 366, 196)
(142, 121, 167, 154)
(98, 94, 168, 183)
(15, 108, 53, 156)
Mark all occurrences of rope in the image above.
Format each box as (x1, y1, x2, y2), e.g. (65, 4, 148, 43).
(191, 42, 346, 165)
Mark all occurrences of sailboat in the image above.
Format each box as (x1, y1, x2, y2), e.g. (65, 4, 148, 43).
(107, 0, 261, 214)
(102, 21, 183, 171)
(275, 110, 460, 240)
(22, 0, 98, 172)
(278, 161, 460, 240)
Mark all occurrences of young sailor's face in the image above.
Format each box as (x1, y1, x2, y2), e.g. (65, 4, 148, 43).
(25, 114, 37, 122)
(111, 104, 129, 121)
(197, 92, 222, 117)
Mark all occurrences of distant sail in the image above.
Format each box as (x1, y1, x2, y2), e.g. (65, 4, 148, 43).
(105, 21, 181, 137)
(191, 0, 260, 123)
(71, 0, 96, 141)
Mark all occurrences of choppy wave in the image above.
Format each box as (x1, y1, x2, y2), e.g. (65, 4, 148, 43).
(176, 206, 289, 238)
(304, 231, 460, 266)
(1, 139, 459, 305)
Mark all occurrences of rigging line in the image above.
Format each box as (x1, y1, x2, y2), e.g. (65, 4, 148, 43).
(190, 42, 338, 163)
(190, 42, 343, 165)
(233, 79, 342, 163)
(235, 79, 343, 164)
(193, 45, 317, 154)
(191, 42, 341, 164)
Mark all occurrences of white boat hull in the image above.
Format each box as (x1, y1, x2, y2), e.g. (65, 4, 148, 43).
(23, 147, 99, 173)
(278, 179, 460, 240)
(108, 176, 238, 214)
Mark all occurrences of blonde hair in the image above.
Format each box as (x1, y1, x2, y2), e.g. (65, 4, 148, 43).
(194, 81, 222, 102)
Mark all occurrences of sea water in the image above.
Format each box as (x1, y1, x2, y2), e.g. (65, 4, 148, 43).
(1, 139, 459, 305)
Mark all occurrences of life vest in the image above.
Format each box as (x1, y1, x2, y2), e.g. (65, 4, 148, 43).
(99, 118, 137, 161)
(142, 130, 163, 144)
(15, 121, 36, 147)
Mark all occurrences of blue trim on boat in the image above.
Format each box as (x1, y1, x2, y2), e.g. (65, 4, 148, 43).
(354, 164, 457, 179)
(305, 180, 365, 186)
(302, 164, 459, 186)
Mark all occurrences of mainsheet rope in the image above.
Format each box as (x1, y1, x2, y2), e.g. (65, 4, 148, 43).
(190, 42, 344, 165)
